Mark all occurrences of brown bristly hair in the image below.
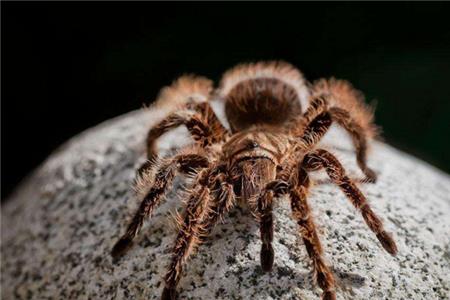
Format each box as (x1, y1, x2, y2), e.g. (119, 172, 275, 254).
(311, 78, 380, 139)
(111, 61, 397, 300)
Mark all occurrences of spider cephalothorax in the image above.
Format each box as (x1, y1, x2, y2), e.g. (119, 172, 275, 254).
(111, 61, 397, 300)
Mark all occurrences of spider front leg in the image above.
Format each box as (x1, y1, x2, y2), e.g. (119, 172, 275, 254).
(111, 151, 209, 258)
(292, 96, 377, 182)
(289, 166, 336, 300)
(254, 179, 289, 272)
(162, 166, 236, 300)
(202, 167, 236, 233)
(303, 149, 398, 255)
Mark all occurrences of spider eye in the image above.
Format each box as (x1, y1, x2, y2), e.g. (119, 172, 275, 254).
(246, 140, 259, 149)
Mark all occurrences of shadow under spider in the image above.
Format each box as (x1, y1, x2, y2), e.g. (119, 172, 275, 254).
(224, 260, 312, 300)
(332, 267, 366, 288)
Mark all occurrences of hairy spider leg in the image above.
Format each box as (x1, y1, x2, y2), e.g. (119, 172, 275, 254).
(201, 167, 236, 234)
(143, 102, 228, 169)
(303, 149, 397, 255)
(112, 152, 209, 258)
(254, 179, 289, 271)
(289, 166, 337, 300)
(162, 165, 237, 300)
(291, 96, 377, 182)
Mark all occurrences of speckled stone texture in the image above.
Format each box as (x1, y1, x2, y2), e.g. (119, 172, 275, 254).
(2, 107, 450, 300)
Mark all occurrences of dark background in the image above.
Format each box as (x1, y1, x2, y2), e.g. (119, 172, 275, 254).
(2, 3, 450, 200)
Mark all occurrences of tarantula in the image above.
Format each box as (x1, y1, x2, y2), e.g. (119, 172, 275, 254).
(111, 61, 398, 300)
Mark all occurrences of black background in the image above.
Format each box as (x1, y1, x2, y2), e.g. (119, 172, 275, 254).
(2, 3, 450, 200)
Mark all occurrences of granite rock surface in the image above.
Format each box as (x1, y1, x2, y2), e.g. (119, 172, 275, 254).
(2, 107, 450, 300)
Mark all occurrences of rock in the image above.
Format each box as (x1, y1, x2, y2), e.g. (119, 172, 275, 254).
(2, 107, 450, 300)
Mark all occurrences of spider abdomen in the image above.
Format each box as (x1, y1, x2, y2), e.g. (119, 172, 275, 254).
(218, 61, 310, 132)
(224, 78, 302, 132)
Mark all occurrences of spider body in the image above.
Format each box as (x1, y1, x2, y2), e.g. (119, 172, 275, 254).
(223, 129, 290, 163)
(111, 61, 397, 300)
(224, 130, 289, 197)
